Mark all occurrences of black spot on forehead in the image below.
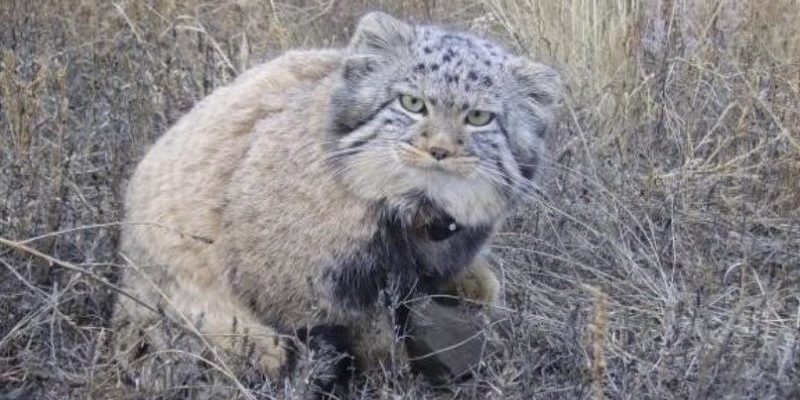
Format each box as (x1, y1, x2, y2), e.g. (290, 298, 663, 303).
(442, 48, 456, 63)
(419, 28, 501, 56)
(441, 33, 473, 44)
(444, 73, 459, 84)
(405, 27, 516, 105)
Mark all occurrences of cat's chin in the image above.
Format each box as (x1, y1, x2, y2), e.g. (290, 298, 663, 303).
(337, 160, 506, 226)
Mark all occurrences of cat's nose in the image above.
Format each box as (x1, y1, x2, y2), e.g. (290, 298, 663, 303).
(428, 147, 451, 161)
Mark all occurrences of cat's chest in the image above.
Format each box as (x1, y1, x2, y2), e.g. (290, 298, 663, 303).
(324, 199, 493, 310)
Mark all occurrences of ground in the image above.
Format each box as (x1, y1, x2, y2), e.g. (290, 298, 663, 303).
(1, 0, 799, 399)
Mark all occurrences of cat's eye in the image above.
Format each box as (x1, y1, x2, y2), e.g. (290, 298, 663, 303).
(399, 95, 426, 114)
(465, 110, 494, 126)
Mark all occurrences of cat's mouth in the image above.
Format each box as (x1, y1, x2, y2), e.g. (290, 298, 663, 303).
(396, 144, 478, 177)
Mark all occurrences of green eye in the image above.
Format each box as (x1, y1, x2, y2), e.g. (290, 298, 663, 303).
(465, 110, 494, 126)
(399, 95, 426, 114)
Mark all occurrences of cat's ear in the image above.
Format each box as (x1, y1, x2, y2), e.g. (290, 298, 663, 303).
(511, 59, 562, 107)
(347, 12, 414, 55)
(342, 12, 413, 82)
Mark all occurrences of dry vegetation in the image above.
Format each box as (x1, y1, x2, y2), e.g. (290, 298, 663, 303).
(2, 0, 799, 399)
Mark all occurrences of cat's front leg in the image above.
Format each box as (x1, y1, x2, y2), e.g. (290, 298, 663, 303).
(439, 253, 500, 305)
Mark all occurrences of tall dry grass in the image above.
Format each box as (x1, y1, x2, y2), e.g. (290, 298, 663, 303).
(1, 0, 799, 399)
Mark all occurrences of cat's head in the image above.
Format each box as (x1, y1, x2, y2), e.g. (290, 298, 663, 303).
(327, 12, 561, 225)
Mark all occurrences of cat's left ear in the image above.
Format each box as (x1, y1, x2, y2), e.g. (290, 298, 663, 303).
(511, 58, 562, 108)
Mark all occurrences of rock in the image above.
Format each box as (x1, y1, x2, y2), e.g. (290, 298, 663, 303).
(403, 299, 509, 383)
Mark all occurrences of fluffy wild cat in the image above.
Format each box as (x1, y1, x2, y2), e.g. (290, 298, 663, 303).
(112, 11, 560, 396)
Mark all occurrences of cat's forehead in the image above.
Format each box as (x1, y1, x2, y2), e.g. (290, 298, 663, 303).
(404, 27, 512, 105)
(415, 27, 510, 61)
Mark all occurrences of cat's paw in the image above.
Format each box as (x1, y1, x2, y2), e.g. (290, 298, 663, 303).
(288, 324, 356, 398)
(442, 259, 500, 305)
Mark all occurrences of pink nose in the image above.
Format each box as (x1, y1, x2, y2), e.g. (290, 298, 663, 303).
(428, 147, 451, 160)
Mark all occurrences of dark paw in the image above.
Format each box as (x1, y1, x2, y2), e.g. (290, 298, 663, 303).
(291, 324, 356, 398)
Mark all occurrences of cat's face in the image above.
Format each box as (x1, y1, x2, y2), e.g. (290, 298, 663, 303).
(327, 13, 560, 225)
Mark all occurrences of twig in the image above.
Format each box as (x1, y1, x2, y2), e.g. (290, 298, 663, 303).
(0, 236, 157, 314)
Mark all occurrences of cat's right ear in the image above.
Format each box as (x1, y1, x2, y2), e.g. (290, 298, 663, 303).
(343, 12, 413, 81)
(348, 12, 413, 55)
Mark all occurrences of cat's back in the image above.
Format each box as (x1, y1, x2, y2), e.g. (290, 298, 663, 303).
(122, 50, 342, 276)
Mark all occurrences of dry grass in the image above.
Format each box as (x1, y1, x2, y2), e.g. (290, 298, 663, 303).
(2, 0, 799, 398)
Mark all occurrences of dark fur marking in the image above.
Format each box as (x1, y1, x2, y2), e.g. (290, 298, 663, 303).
(536, 122, 548, 138)
(430, 63, 440, 71)
(347, 132, 378, 149)
(423, 46, 432, 54)
(228, 264, 239, 282)
(327, 198, 492, 309)
(441, 34, 468, 42)
(481, 76, 493, 87)
(529, 91, 549, 104)
(495, 119, 510, 139)
(331, 98, 394, 137)
(348, 139, 368, 149)
(442, 48, 457, 63)
(386, 107, 414, 121)
(473, 129, 503, 136)
(520, 163, 536, 180)
(426, 215, 460, 241)
(518, 152, 538, 180)
(293, 325, 356, 397)
(414, 63, 426, 73)
(281, 336, 301, 379)
(495, 158, 513, 188)
(468, 71, 479, 81)
(343, 58, 375, 82)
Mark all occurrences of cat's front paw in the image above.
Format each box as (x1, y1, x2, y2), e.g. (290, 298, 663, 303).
(441, 259, 500, 305)
(288, 324, 356, 398)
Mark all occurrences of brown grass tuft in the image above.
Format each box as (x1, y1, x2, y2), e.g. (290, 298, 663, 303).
(585, 285, 609, 400)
